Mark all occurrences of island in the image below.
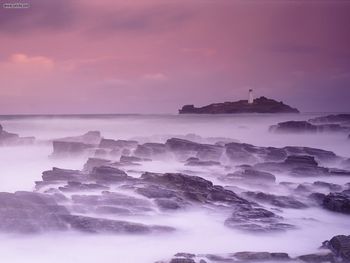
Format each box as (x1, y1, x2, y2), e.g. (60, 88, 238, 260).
(179, 96, 299, 114)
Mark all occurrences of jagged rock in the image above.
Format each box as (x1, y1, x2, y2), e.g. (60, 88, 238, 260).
(58, 182, 109, 192)
(179, 96, 299, 114)
(325, 235, 350, 262)
(243, 191, 308, 209)
(322, 191, 350, 214)
(224, 204, 294, 232)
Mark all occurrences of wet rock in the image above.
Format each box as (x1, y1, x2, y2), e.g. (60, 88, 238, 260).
(134, 143, 168, 158)
(243, 191, 308, 209)
(166, 138, 224, 161)
(224, 204, 294, 232)
(155, 198, 182, 210)
(309, 114, 350, 125)
(283, 147, 339, 163)
(89, 166, 130, 183)
(99, 139, 138, 149)
(297, 253, 335, 263)
(270, 121, 318, 133)
(313, 181, 342, 192)
(0, 191, 69, 233)
(42, 167, 85, 182)
(83, 158, 112, 172)
(309, 192, 326, 205)
(322, 191, 350, 214)
(120, 155, 150, 163)
(185, 160, 221, 167)
(205, 254, 234, 262)
(325, 235, 350, 262)
(0, 124, 35, 146)
(52, 141, 94, 157)
(169, 259, 196, 263)
(226, 169, 276, 183)
(174, 253, 196, 258)
(58, 182, 109, 192)
(61, 214, 174, 234)
(233, 251, 291, 261)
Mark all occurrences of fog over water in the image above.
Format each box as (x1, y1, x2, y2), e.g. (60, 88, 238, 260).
(0, 113, 349, 263)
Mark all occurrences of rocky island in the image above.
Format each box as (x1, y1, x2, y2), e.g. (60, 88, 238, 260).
(179, 96, 299, 114)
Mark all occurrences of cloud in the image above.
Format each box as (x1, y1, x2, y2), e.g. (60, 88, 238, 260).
(10, 53, 54, 69)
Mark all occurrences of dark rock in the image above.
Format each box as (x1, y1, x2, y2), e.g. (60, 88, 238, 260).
(0, 191, 69, 233)
(89, 166, 130, 183)
(61, 214, 174, 234)
(166, 138, 224, 161)
(99, 139, 137, 149)
(309, 192, 326, 205)
(233, 251, 290, 261)
(322, 191, 350, 214)
(313, 181, 342, 192)
(270, 121, 350, 134)
(284, 155, 318, 167)
(298, 253, 335, 263)
(134, 143, 168, 158)
(226, 169, 276, 183)
(244, 191, 308, 209)
(58, 182, 109, 192)
(155, 198, 182, 210)
(52, 141, 94, 157)
(205, 254, 234, 262)
(83, 158, 112, 172)
(309, 114, 350, 125)
(326, 235, 350, 262)
(169, 259, 196, 263)
(179, 96, 299, 114)
(174, 253, 196, 258)
(185, 160, 221, 167)
(224, 204, 294, 232)
(42, 167, 85, 182)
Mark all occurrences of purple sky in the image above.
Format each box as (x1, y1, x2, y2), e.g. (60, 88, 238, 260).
(0, 0, 349, 114)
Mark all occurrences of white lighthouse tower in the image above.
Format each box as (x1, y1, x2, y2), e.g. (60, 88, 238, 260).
(248, 89, 254, 104)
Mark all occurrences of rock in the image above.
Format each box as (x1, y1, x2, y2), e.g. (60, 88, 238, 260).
(224, 204, 294, 232)
(99, 139, 138, 149)
(169, 259, 195, 263)
(326, 235, 350, 262)
(297, 253, 335, 262)
(83, 158, 112, 172)
(0, 191, 69, 233)
(309, 114, 350, 125)
(166, 138, 224, 161)
(52, 141, 94, 157)
(58, 182, 109, 192)
(89, 166, 130, 183)
(174, 253, 196, 259)
(233, 251, 290, 261)
(313, 181, 342, 192)
(309, 192, 326, 205)
(42, 167, 85, 182)
(0, 124, 35, 146)
(134, 143, 168, 158)
(226, 169, 276, 183)
(270, 121, 350, 134)
(56, 131, 102, 144)
(155, 198, 182, 210)
(179, 96, 299, 114)
(284, 155, 318, 166)
(61, 214, 174, 234)
(322, 191, 350, 214)
(243, 191, 308, 209)
(185, 160, 221, 167)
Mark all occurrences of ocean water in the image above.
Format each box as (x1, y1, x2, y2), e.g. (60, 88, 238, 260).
(0, 113, 349, 263)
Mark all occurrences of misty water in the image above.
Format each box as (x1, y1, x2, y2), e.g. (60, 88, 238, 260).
(0, 113, 349, 263)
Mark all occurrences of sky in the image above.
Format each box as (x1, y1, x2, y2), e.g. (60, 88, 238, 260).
(0, 0, 350, 114)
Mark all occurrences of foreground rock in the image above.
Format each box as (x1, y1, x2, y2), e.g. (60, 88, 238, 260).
(324, 235, 350, 262)
(0, 124, 35, 146)
(179, 96, 299, 114)
(0, 191, 174, 234)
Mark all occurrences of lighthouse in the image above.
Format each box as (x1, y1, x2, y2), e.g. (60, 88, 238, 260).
(248, 89, 254, 104)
